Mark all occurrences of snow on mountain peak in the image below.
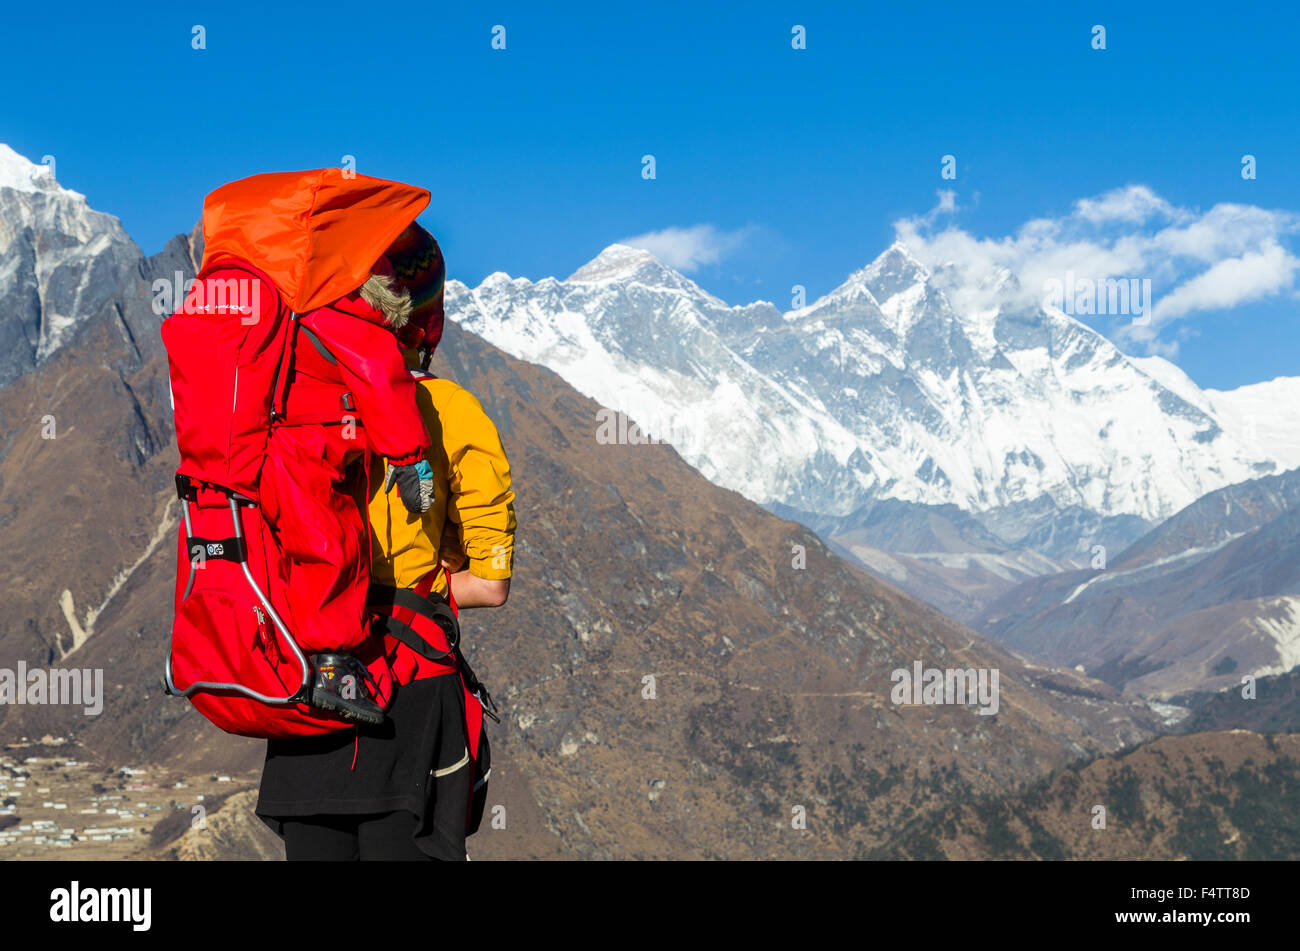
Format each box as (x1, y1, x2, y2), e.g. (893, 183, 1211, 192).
(0, 143, 81, 198)
(0, 144, 140, 371)
(866, 241, 932, 283)
(565, 242, 732, 311)
(813, 241, 935, 312)
(881, 240, 930, 271)
(568, 243, 666, 281)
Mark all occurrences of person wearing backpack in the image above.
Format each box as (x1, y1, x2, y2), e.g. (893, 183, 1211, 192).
(256, 226, 517, 861)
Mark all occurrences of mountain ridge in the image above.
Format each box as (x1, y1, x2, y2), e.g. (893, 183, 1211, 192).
(976, 468, 1300, 697)
(448, 239, 1299, 567)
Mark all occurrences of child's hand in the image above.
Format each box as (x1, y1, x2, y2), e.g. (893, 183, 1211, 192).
(384, 459, 435, 514)
(438, 521, 467, 573)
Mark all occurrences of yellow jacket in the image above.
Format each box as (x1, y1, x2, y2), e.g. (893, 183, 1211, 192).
(363, 367, 515, 595)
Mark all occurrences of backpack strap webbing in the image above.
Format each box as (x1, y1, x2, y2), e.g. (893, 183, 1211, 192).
(367, 578, 500, 722)
(299, 323, 338, 365)
(369, 584, 460, 662)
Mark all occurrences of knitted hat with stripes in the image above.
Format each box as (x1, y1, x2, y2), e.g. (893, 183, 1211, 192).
(381, 223, 445, 354)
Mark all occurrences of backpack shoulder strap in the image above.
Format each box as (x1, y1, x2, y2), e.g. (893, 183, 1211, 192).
(298, 323, 338, 365)
(268, 311, 299, 423)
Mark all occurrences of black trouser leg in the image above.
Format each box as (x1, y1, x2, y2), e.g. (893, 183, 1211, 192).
(357, 810, 435, 861)
(281, 814, 361, 861)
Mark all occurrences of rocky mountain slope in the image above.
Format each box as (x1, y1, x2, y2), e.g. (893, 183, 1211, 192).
(1178, 667, 1300, 734)
(874, 730, 1300, 860)
(976, 469, 1300, 698)
(0, 144, 160, 387)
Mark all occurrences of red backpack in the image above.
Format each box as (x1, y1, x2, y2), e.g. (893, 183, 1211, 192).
(161, 259, 387, 738)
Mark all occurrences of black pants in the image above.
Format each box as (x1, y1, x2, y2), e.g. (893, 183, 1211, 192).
(281, 811, 437, 861)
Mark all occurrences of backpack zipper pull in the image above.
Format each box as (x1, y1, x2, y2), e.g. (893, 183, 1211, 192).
(252, 605, 279, 659)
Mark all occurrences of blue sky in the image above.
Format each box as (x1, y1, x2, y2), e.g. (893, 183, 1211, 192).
(2, 1, 1296, 390)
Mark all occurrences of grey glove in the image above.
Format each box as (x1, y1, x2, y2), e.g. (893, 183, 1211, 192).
(384, 458, 435, 514)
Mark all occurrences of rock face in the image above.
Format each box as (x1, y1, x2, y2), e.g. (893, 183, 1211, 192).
(0, 144, 164, 386)
(976, 468, 1300, 698)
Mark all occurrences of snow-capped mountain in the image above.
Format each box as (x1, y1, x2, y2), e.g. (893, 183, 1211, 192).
(0, 144, 145, 385)
(449, 241, 1300, 560)
(448, 246, 839, 515)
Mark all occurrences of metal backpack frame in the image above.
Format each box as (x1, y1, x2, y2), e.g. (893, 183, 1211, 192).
(162, 473, 313, 706)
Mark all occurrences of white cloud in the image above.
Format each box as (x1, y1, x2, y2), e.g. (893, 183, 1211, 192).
(1072, 185, 1183, 225)
(893, 185, 1300, 355)
(617, 224, 751, 273)
(1152, 244, 1296, 321)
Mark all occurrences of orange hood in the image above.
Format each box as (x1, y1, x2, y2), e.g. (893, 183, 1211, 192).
(200, 169, 431, 314)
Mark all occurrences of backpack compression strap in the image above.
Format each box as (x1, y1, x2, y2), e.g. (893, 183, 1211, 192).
(367, 575, 500, 722)
(369, 584, 460, 663)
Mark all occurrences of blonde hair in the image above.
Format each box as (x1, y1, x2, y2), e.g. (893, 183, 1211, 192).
(359, 272, 412, 329)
